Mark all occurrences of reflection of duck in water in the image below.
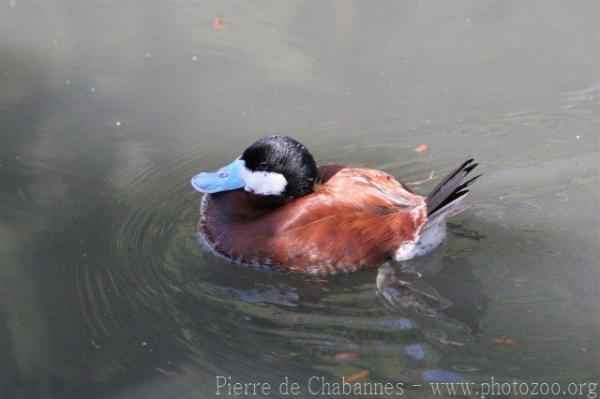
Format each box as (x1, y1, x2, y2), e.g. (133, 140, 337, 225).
(191, 135, 479, 275)
(376, 257, 490, 333)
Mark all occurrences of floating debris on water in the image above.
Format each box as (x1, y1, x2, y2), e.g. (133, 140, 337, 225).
(155, 367, 170, 376)
(492, 337, 519, 347)
(334, 352, 358, 362)
(346, 369, 370, 384)
(214, 16, 225, 29)
(415, 144, 428, 153)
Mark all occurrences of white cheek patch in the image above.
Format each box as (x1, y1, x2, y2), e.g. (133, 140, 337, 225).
(240, 165, 287, 196)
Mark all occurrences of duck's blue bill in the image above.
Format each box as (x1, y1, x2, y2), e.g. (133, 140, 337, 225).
(191, 158, 244, 193)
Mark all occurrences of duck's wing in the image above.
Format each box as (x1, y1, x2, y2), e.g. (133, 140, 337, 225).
(270, 168, 428, 274)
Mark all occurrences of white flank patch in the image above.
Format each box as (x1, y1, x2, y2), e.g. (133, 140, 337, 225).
(240, 164, 287, 196)
(394, 221, 448, 261)
(393, 241, 418, 261)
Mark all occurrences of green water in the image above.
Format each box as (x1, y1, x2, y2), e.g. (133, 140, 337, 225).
(1, 2, 598, 398)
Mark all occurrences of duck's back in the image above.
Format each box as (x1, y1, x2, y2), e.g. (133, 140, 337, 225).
(198, 165, 427, 274)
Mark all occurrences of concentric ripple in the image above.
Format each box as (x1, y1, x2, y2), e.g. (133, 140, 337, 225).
(67, 138, 496, 394)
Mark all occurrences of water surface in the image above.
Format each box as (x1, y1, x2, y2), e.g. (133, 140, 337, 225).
(1, 2, 598, 398)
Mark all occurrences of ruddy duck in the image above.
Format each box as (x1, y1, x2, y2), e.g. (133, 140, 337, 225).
(191, 135, 478, 275)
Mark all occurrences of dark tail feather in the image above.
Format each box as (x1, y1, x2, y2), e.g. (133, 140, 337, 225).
(427, 159, 480, 216)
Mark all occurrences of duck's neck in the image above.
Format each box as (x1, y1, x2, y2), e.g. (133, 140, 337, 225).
(244, 191, 291, 209)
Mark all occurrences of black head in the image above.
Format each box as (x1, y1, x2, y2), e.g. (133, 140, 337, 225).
(240, 135, 317, 199)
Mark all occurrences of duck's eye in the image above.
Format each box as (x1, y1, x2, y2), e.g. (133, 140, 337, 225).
(218, 172, 228, 178)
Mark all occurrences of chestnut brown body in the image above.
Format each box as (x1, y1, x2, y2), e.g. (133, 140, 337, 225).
(198, 165, 428, 275)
